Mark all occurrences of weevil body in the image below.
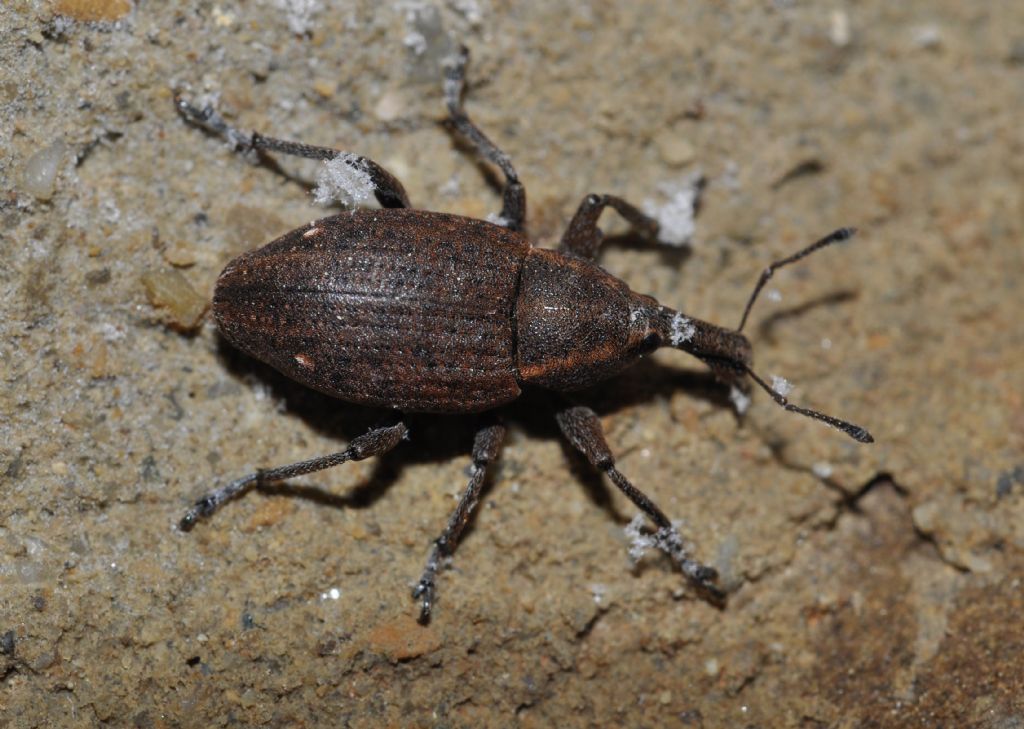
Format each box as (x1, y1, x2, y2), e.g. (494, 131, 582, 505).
(176, 46, 872, 622)
(215, 208, 744, 413)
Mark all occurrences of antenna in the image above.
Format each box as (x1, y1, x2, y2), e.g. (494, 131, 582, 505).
(737, 227, 858, 333)
(744, 366, 873, 443)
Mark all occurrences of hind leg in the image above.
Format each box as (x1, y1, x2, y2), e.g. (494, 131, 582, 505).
(179, 421, 409, 531)
(413, 422, 506, 622)
(173, 94, 411, 209)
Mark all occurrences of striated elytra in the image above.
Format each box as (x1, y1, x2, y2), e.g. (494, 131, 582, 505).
(175, 46, 872, 622)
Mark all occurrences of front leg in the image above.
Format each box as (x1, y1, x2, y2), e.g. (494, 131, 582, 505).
(559, 194, 661, 260)
(559, 174, 705, 260)
(413, 422, 506, 623)
(555, 405, 724, 603)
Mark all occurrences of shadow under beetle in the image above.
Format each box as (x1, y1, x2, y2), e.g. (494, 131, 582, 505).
(174, 46, 872, 623)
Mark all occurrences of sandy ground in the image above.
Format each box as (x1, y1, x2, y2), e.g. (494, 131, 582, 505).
(2, 1, 1023, 727)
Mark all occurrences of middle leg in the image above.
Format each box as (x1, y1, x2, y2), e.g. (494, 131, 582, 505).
(555, 405, 724, 602)
(413, 421, 507, 623)
(179, 420, 409, 531)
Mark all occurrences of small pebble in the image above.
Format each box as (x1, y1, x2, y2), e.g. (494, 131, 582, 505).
(911, 24, 943, 51)
(1008, 39, 1024, 65)
(312, 79, 336, 99)
(655, 128, 696, 168)
(829, 10, 851, 47)
(374, 89, 410, 122)
(141, 268, 207, 331)
(162, 241, 198, 267)
(20, 141, 67, 201)
(53, 0, 132, 22)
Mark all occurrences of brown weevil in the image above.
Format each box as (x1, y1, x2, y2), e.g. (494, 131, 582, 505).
(174, 47, 872, 622)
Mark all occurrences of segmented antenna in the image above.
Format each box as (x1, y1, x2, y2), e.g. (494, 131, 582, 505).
(744, 366, 873, 443)
(737, 227, 858, 333)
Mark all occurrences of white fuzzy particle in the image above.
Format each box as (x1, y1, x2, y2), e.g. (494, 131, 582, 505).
(273, 0, 322, 35)
(812, 462, 834, 479)
(720, 160, 740, 191)
(643, 171, 704, 246)
(452, 0, 483, 25)
(443, 69, 461, 100)
(250, 380, 272, 402)
(403, 30, 427, 55)
(625, 517, 700, 575)
(97, 323, 125, 342)
(624, 514, 654, 563)
(729, 386, 751, 415)
(669, 314, 696, 346)
(438, 175, 461, 197)
(653, 521, 687, 559)
(766, 288, 782, 303)
(314, 153, 373, 208)
(911, 24, 942, 50)
(100, 198, 121, 224)
(770, 375, 794, 397)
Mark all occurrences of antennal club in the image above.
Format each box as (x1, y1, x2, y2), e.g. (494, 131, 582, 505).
(744, 366, 874, 443)
(737, 227, 858, 333)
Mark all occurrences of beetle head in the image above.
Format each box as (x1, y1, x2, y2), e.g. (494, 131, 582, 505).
(653, 226, 873, 444)
(650, 302, 871, 443)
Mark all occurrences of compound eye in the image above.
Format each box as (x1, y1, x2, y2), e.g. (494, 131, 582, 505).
(638, 332, 661, 354)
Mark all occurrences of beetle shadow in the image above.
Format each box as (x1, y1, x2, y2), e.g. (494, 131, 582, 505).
(442, 116, 697, 271)
(251, 152, 319, 196)
(600, 230, 694, 271)
(211, 335, 483, 513)
(443, 124, 502, 196)
(210, 330, 731, 529)
(754, 289, 859, 345)
(183, 116, 320, 195)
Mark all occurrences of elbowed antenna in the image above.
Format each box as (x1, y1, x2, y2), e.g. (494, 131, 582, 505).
(725, 226, 873, 443)
(744, 366, 873, 443)
(659, 317, 874, 443)
(654, 226, 874, 444)
(737, 227, 858, 333)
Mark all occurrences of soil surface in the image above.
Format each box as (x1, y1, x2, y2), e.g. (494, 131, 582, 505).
(2, 1, 1022, 727)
